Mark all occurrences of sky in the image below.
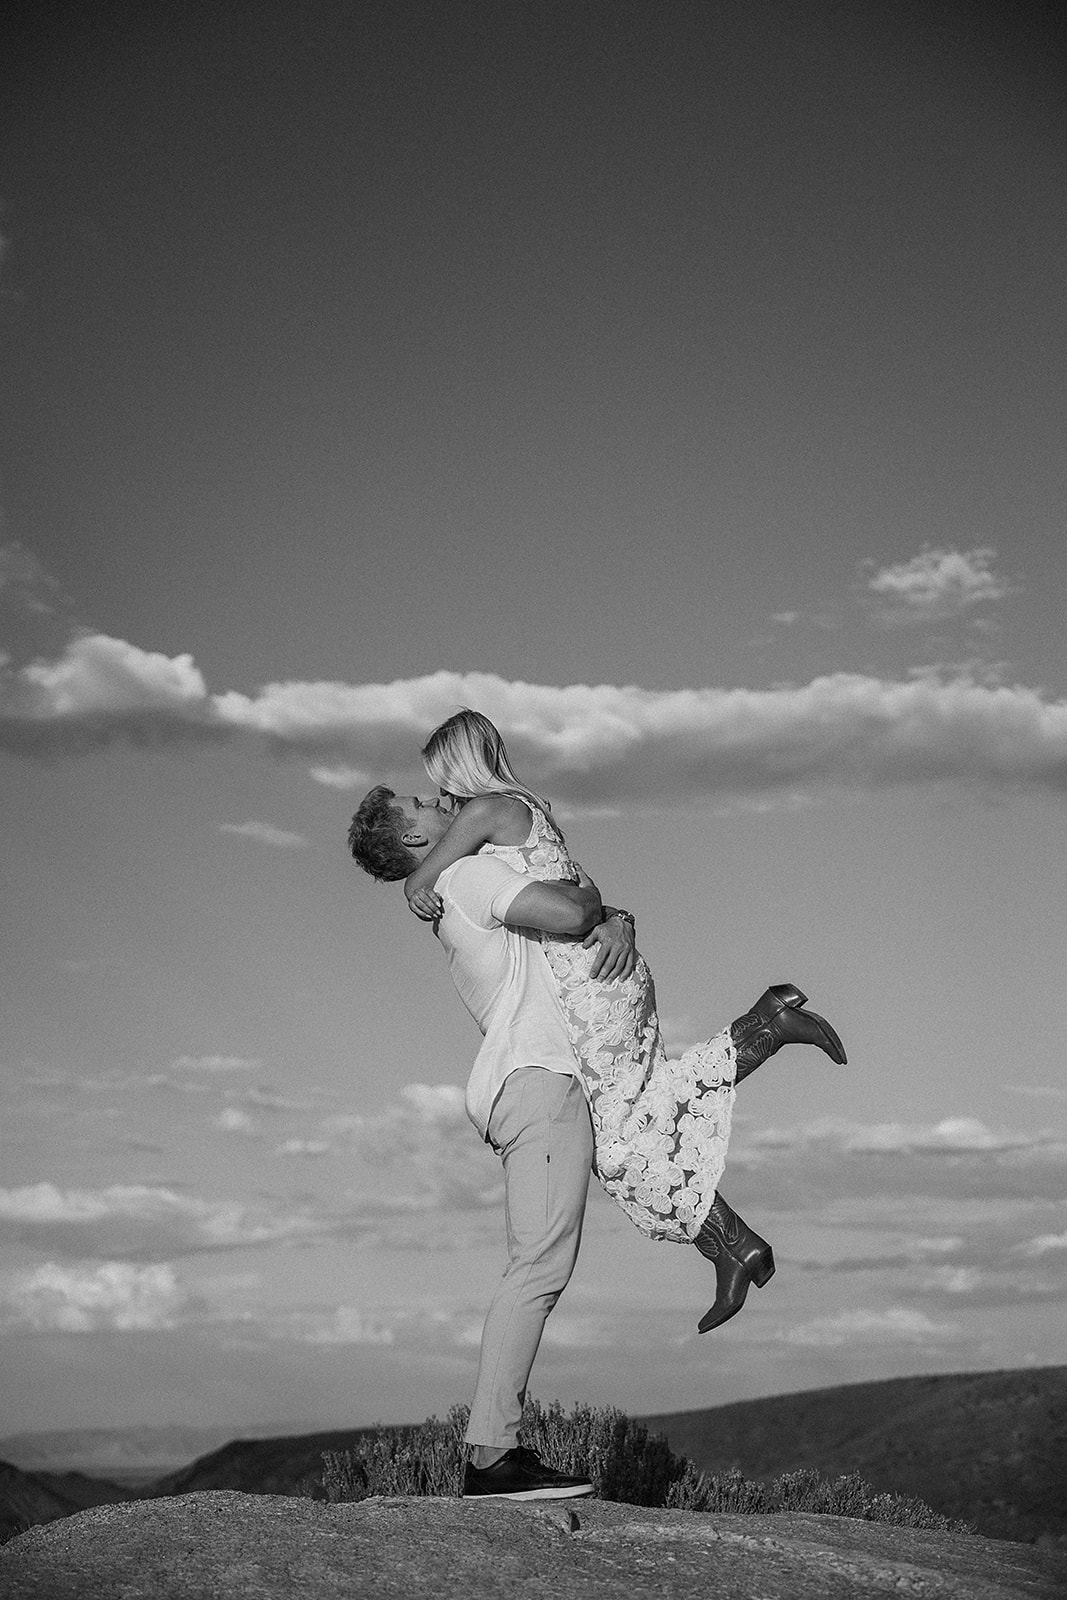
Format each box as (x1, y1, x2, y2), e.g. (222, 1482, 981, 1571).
(1, 1, 1065, 1440)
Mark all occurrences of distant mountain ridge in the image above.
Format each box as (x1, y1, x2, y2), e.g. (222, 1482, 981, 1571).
(0, 1462, 131, 1545)
(641, 1364, 1067, 1545)
(0, 1421, 317, 1484)
(3, 1368, 1064, 1546)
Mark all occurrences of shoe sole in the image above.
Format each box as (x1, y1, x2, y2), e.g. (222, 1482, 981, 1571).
(463, 1483, 595, 1500)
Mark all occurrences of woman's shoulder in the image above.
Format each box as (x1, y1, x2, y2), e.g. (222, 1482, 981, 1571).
(461, 792, 533, 843)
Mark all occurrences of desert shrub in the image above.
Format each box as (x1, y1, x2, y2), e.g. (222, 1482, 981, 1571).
(864, 1492, 974, 1535)
(313, 1398, 688, 1506)
(667, 1463, 770, 1513)
(767, 1468, 972, 1532)
(317, 1405, 469, 1502)
(309, 1398, 972, 1535)
(519, 1397, 688, 1506)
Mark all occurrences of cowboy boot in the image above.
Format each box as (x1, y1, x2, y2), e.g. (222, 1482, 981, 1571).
(694, 1192, 775, 1334)
(731, 982, 847, 1084)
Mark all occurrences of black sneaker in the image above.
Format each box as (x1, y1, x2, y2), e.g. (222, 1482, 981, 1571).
(462, 1445, 594, 1500)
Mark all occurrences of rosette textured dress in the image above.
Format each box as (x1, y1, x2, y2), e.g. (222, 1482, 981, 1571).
(479, 802, 736, 1244)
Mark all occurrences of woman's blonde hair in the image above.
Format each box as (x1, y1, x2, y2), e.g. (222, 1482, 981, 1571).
(421, 709, 551, 812)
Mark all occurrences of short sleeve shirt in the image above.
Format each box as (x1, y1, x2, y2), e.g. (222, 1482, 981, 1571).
(434, 856, 578, 1138)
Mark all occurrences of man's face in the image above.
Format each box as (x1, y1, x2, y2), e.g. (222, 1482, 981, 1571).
(393, 794, 453, 851)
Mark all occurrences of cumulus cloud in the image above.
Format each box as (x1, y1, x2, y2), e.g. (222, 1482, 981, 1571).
(863, 546, 1015, 625)
(0, 1260, 190, 1333)
(218, 821, 310, 849)
(0, 1182, 326, 1260)
(5, 642, 1067, 802)
(0, 631, 213, 754)
(0, 1090, 505, 1262)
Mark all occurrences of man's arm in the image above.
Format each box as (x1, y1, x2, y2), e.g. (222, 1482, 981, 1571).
(502, 878, 603, 936)
(572, 864, 637, 981)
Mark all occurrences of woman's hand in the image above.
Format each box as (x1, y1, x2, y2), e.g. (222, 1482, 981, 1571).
(406, 887, 444, 922)
(583, 912, 636, 982)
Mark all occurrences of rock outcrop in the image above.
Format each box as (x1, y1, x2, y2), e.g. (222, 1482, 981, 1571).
(3, 1490, 1066, 1599)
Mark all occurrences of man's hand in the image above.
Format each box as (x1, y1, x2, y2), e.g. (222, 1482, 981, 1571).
(584, 913, 636, 982)
(407, 887, 444, 922)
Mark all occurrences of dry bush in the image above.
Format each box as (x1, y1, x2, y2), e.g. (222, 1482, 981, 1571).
(311, 1398, 972, 1534)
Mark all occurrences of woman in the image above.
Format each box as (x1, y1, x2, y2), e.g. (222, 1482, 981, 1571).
(402, 709, 847, 1331)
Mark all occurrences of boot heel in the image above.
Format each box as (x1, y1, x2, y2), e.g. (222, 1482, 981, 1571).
(769, 983, 807, 1009)
(750, 1248, 775, 1288)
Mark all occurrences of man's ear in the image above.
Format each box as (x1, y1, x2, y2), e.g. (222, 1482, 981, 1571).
(400, 828, 426, 848)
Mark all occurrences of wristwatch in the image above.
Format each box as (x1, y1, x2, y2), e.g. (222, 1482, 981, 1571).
(609, 908, 635, 926)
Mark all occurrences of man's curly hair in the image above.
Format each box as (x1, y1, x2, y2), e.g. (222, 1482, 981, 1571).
(347, 786, 418, 882)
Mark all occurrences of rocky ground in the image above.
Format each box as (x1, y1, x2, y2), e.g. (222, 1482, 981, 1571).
(2, 1490, 1066, 1600)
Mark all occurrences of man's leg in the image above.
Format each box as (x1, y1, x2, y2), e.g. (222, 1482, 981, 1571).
(465, 1068, 593, 1459)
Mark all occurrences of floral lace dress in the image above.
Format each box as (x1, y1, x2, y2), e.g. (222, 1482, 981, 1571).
(481, 803, 736, 1244)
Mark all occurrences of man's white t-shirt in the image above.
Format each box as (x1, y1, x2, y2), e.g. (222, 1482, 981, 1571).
(434, 856, 579, 1139)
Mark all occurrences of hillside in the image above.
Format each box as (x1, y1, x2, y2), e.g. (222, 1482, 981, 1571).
(0, 1423, 298, 1485)
(5, 1366, 1063, 1548)
(641, 1365, 1067, 1544)
(149, 1368, 1067, 1544)
(149, 1426, 382, 1498)
(0, 1461, 130, 1546)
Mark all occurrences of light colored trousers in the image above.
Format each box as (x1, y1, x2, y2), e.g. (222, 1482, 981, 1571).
(465, 1067, 593, 1449)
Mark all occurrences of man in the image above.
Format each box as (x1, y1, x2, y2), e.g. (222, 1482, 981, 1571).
(348, 787, 845, 1502)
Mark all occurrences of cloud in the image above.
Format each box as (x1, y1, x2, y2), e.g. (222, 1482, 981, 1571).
(1018, 1231, 1067, 1258)
(0, 631, 213, 754)
(798, 1222, 1067, 1310)
(323, 1083, 502, 1213)
(745, 1114, 1055, 1157)
(822, 1116, 1039, 1155)
(728, 1116, 1067, 1208)
(780, 1306, 962, 1347)
(170, 1055, 260, 1074)
(309, 765, 373, 790)
(286, 1305, 400, 1346)
(0, 1183, 326, 1260)
(19, 632, 207, 715)
(0, 1085, 506, 1262)
(863, 546, 1015, 625)
(218, 821, 310, 849)
(258, 1299, 489, 1349)
(217, 1108, 259, 1136)
(0, 1260, 191, 1333)
(5, 641, 1067, 802)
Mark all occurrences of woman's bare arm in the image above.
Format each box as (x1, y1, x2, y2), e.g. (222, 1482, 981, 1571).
(404, 795, 530, 918)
